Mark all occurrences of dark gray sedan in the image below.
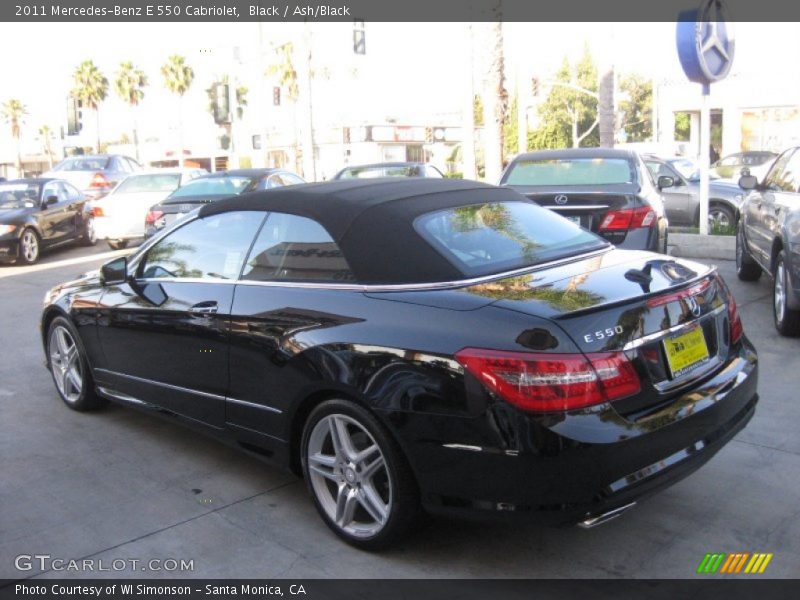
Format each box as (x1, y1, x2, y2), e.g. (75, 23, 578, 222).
(736, 146, 800, 335)
(0, 178, 96, 264)
(644, 155, 744, 228)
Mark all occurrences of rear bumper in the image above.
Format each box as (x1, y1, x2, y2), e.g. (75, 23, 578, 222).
(394, 339, 758, 524)
(94, 217, 144, 241)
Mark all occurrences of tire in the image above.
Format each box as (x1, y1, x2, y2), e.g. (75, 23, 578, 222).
(736, 225, 762, 281)
(301, 399, 420, 550)
(708, 203, 735, 230)
(46, 316, 107, 411)
(773, 251, 800, 337)
(107, 239, 128, 250)
(81, 217, 97, 246)
(18, 228, 40, 264)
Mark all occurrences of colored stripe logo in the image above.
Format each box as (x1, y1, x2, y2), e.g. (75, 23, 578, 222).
(697, 552, 773, 574)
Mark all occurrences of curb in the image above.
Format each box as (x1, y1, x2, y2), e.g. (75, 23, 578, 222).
(668, 232, 735, 260)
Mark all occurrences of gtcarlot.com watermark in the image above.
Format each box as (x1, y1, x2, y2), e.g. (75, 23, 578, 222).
(15, 553, 194, 573)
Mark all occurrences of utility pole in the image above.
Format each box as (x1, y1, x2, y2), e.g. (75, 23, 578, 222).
(461, 24, 477, 180)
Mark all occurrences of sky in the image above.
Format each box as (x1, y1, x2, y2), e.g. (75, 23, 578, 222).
(0, 21, 797, 155)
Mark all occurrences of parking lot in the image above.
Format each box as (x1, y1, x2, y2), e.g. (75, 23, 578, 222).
(1, 242, 798, 580)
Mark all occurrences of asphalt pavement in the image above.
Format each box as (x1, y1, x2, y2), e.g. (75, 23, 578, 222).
(1, 242, 798, 579)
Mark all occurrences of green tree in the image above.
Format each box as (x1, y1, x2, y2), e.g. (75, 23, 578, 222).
(38, 124, 55, 169)
(504, 96, 519, 159)
(482, 18, 508, 181)
(1, 98, 27, 175)
(528, 46, 599, 150)
(675, 112, 691, 142)
(618, 73, 652, 143)
(71, 60, 108, 153)
(114, 61, 148, 161)
(161, 55, 195, 155)
(267, 43, 302, 172)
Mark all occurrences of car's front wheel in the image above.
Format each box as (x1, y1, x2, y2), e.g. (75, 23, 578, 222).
(18, 228, 40, 264)
(47, 316, 107, 411)
(736, 225, 762, 281)
(301, 399, 420, 550)
(708, 203, 735, 230)
(773, 251, 800, 336)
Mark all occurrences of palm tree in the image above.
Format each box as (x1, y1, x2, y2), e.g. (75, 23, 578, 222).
(71, 60, 108, 153)
(1, 98, 26, 175)
(114, 61, 148, 161)
(38, 125, 55, 169)
(161, 55, 194, 157)
(481, 15, 508, 182)
(266, 43, 302, 172)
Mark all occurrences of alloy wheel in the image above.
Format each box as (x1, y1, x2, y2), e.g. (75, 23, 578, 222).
(21, 230, 39, 263)
(49, 325, 83, 404)
(306, 413, 392, 538)
(775, 259, 786, 325)
(708, 208, 731, 229)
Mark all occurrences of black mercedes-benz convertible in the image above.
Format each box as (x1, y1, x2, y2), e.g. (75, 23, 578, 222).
(41, 178, 758, 549)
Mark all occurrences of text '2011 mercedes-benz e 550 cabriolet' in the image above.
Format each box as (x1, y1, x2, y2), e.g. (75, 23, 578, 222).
(41, 178, 758, 549)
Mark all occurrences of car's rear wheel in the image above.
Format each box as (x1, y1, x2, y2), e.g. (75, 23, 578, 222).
(47, 316, 107, 411)
(107, 239, 128, 250)
(773, 251, 800, 336)
(709, 203, 734, 230)
(18, 228, 40, 264)
(736, 225, 762, 281)
(301, 399, 420, 550)
(80, 217, 97, 246)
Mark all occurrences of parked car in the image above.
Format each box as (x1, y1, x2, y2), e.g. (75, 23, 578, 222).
(736, 147, 800, 335)
(712, 151, 777, 181)
(500, 148, 668, 252)
(643, 155, 744, 228)
(43, 154, 143, 200)
(91, 168, 206, 250)
(333, 162, 444, 180)
(42, 178, 757, 549)
(0, 178, 95, 264)
(144, 168, 305, 238)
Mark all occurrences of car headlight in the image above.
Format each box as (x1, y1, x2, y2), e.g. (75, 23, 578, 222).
(0, 224, 17, 236)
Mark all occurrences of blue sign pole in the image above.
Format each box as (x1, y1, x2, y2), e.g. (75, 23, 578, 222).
(676, 0, 735, 235)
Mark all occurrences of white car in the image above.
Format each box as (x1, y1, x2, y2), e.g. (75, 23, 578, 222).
(91, 168, 205, 249)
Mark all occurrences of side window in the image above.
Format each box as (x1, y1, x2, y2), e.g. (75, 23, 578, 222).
(241, 213, 355, 282)
(265, 174, 284, 189)
(782, 151, 800, 193)
(139, 211, 266, 280)
(127, 157, 142, 171)
(279, 172, 305, 185)
(42, 183, 58, 203)
(112, 157, 129, 173)
(63, 182, 82, 201)
(426, 166, 445, 178)
(764, 150, 795, 192)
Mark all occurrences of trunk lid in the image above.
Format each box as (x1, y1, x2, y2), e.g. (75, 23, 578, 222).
(466, 249, 735, 415)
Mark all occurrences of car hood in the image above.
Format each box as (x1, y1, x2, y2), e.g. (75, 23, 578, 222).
(0, 207, 35, 224)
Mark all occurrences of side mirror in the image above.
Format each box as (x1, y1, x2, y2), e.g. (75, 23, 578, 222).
(738, 174, 758, 190)
(44, 195, 59, 206)
(101, 256, 128, 285)
(657, 176, 675, 190)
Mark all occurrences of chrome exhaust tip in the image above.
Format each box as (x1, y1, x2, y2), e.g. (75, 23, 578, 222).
(577, 502, 637, 529)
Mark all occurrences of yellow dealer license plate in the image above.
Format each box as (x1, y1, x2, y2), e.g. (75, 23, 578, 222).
(664, 326, 710, 378)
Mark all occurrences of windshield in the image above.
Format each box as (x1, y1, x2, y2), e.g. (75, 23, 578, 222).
(340, 165, 424, 179)
(415, 201, 607, 277)
(504, 157, 635, 186)
(0, 182, 41, 209)
(115, 174, 181, 194)
(165, 176, 254, 202)
(669, 159, 719, 181)
(53, 157, 110, 171)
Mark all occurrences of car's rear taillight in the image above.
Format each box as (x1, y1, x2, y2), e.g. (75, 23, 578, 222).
(455, 348, 641, 412)
(599, 207, 656, 231)
(145, 210, 164, 225)
(89, 172, 109, 188)
(91, 206, 104, 217)
(728, 294, 743, 344)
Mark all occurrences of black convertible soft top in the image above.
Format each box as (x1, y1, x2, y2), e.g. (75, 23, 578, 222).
(199, 178, 530, 284)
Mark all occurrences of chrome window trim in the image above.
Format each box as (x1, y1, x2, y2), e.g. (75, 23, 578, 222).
(131, 246, 614, 293)
(549, 205, 610, 211)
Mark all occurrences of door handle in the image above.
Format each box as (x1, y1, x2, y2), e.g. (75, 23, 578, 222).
(188, 301, 218, 315)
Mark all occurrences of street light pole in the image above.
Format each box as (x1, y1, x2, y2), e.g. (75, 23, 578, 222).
(699, 84, 710, 235)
